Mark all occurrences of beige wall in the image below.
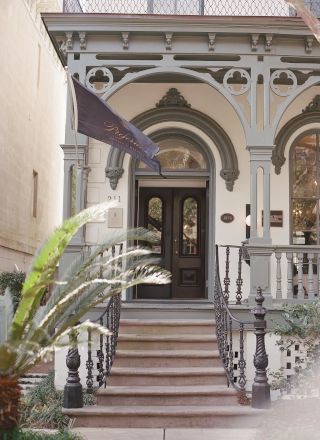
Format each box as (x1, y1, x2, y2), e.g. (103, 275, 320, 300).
(0, 0, 66, 272)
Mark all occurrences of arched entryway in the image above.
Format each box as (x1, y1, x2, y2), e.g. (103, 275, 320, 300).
(106, 100, 239, 301)
(134, 129, 212, 300)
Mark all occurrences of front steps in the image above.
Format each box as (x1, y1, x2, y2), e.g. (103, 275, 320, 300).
(64, 306, 262, 428)
(20, 373, 48, 394)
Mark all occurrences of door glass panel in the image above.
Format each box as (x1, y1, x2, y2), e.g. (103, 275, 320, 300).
(147, 197, 163, 254)
(182, 197, 199, 255)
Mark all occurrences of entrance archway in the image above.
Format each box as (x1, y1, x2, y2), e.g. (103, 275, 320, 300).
(106, 103, 239, 301)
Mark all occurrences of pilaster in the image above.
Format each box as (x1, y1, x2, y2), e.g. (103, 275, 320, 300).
(247, 146, 273, 306)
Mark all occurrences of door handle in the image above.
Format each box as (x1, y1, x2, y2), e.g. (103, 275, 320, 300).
(173, 238, 178, 243)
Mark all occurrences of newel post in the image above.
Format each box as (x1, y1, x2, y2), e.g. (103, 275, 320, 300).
(63, 327, 83, 408)
(251, 287, 271, 409)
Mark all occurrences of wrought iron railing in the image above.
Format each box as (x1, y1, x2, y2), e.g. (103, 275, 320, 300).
(63, 0, 303, 16)
(214, 245, 251, 396)
(63, 244, 123, 407)
(86, 243, 123, 392)
(214, 244, 271, 408)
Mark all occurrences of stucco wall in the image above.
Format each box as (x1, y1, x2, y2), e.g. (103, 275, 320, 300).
(0, 0, 66, 272)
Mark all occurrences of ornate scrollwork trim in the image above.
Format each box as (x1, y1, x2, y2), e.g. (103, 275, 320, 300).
(156, 88, 191, 108)
(302, 95, 320, 113)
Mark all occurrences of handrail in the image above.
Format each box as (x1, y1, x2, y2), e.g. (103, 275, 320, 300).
(214, 245, 253, 394)
(85, 243, 123, 393)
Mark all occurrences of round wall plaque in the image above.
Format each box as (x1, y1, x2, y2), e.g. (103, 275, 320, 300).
(220, 213, 234, 223)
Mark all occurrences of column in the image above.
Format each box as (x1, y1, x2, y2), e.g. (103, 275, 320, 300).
(247, 146, 273, 306)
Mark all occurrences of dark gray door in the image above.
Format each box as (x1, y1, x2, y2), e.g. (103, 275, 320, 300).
(136, 187, 206, 299)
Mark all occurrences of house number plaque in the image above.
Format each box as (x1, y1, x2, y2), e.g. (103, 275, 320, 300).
(220, 213, 234, 223)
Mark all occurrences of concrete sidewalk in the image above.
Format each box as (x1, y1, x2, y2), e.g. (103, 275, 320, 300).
(72, 428, 258, 440)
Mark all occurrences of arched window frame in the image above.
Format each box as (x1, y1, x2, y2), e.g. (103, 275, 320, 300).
(290, 129, 320, 245)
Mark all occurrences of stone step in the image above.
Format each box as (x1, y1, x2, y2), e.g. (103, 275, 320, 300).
(119, 319, 216, 335)
(121, 302, 215, 320)
(113, 350, 221, 367)
(108, 367, 227, 386)
(96, 385, 238, 406)
(117, 334, 217, 350)
(19, 373, 48, 394)
(64, 405, 263, 429)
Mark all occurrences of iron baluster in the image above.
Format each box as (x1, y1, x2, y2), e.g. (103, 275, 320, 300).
(105, 305, 111, 380)
(238, 323, 247, 390)
(223, 246, 230, 302)
(223, 310, 229, 374)
(228, 317, 234, 383)
(97, 317, 105, 386)
(86, 328, 94, 393)
(235, 247, 243, 305)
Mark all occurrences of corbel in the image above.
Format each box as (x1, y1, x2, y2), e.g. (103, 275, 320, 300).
(208, 33, 216, 51)
(65, 32, 73, 50)
(251, 34, 259, 51)
(305, 36, 314, 54)
(121, 32, 130, 50)
(165, 33, 173, 51)
(264, 34, 273, 51)
(78, 32, 87, 50)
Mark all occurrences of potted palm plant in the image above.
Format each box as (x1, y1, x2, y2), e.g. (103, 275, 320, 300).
(0, 202, 170, 432)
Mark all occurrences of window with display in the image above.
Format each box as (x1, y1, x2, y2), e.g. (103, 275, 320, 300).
(291, 132, 320, 245)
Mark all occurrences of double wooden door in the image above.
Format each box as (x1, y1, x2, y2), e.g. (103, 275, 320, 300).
(136, 187, 206, 299)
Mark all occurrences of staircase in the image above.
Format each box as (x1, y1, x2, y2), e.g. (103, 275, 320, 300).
(64, 302, 263, 428)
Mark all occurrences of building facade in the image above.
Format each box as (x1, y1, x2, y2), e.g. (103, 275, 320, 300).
(43, 1, 320, 406)
(0, 0, 66, 272)
(44, 1, 320, 303)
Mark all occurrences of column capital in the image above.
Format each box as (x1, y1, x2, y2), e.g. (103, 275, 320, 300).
(247, 145, 274, 161)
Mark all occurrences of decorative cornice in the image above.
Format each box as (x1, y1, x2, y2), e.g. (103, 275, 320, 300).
(156, 88, 191, 108)
(302, 95, 320, 113)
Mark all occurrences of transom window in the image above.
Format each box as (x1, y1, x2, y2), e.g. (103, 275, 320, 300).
(137, 137, 208, 172)
(291, 132, 320, 245)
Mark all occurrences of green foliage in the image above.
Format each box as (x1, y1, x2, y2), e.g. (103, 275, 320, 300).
(20, 373, 95, 430)
(268, 368, 288, 392)
(0, 272, 26, 312)
(0, 202, 170, 377)
(2, 428, 83, 440)
(274, 300, 320, 340)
